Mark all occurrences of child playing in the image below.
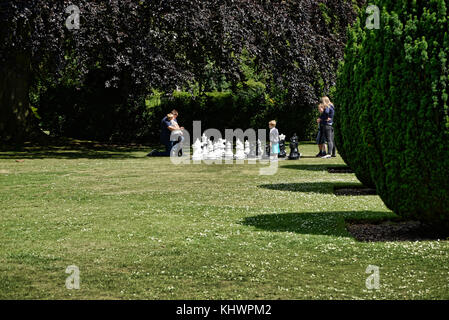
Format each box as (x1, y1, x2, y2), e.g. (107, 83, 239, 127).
(269, 120, 280, 161)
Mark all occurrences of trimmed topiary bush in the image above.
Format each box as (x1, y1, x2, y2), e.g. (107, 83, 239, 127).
(334, 2, 375, 188)
(336, 0, 449, 224)
(334, 28, 376, 188)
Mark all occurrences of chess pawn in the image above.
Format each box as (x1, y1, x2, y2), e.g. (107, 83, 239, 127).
(244, 140, 250, 157)
(192, 139, 203, 161)
(213, 141, 221, 159)
(221, 139, 226, 158)
(248, 140, 257, 159)
(257, 139, 264, 159)
(225, 141, 234, 160)
(235, 139, 246, 160)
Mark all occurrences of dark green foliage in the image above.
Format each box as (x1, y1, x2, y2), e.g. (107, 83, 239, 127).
(1, 0, 362, 143)
(36, 69, 152, 142)
(334, 15, 375, 187)
(148, 82, 315, 143)
(336, 0, 449, 224)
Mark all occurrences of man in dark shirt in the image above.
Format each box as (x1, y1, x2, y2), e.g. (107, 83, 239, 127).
(146, 112, 178, 157)
(160, 115, 173, 145)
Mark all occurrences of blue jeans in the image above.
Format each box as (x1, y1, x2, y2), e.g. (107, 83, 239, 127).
(322, 125, 335, 156)
(171, 135, 185, 156)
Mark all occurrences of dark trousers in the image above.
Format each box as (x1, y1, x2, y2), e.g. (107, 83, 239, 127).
(153, 136, 184, 157)
(153, 139, 174, 157)
(322, 124, 335, 156)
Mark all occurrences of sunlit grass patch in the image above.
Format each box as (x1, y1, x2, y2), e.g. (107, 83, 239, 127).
(0, 143, 448, 299)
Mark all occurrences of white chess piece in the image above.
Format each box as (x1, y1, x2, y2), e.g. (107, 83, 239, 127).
(218, 139, 225, 158)
(225, 141, 234, 160)
(235, 139, 246, 160)
(217, 139, 225, 159)
(201, 134, 208, 148)
(192, 138, 203, 161)
(257, 139, 264, 159)
(247, 140, 257, 159)
(202, 138, 209, 159)
(244, 140, 250, 156)
(207, 140, 216, 160)
(213, 140, 221, 159)
(222, 139, 227, 157)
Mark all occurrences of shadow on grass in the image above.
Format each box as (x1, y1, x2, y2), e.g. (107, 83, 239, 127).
(281, 164, 350, 172)
(258, 182, 364, 194)
(240, 211, 394, 238)
(0, 140, 154, 159)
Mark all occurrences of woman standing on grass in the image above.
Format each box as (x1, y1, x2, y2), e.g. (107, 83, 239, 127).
(320, 96, 336, 158)
(316, 104, 327, 157)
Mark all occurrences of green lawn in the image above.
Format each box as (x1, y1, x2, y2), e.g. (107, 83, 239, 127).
(0, 142, 448, 299)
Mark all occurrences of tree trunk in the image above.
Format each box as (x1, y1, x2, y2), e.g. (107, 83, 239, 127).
(0, 51, 41, 144)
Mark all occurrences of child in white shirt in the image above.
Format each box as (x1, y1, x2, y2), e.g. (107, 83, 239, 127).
(269, 120, 280, 161)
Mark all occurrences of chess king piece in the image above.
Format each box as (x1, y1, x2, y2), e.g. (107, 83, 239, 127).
(201, 133, 208, 147)
(225, 141, 234, 160)
(202, 138, 209, 159)
(288, 133, 300, 160)
(235, 139, 246, 160)
(192, 138, 203, 161)
(279, 134, 287, 158)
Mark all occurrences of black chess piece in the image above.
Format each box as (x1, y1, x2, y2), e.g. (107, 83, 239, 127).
(288, 133, 300, 160)
(265, 144, 271, 159)
(279, 137, 287, 158)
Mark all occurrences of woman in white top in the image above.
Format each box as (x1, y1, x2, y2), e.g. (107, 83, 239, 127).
(166, 113, 183, 157)
(168, 114, 183, 142)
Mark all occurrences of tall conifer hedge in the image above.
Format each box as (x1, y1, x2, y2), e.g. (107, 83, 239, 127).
(335, 0, 449, 224)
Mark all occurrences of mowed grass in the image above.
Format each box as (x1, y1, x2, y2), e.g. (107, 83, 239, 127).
(0, 142, 448, 300)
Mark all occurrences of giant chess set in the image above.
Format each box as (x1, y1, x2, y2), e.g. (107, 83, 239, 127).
(189, 133, 300, 161)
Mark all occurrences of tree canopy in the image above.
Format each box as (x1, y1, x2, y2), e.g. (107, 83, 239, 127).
(0, 0, 363, 143)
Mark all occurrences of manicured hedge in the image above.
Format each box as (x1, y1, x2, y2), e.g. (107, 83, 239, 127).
(148, 83, 316, 143)
(334, 22, 375, 187)
(336, 0, 449, 224)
